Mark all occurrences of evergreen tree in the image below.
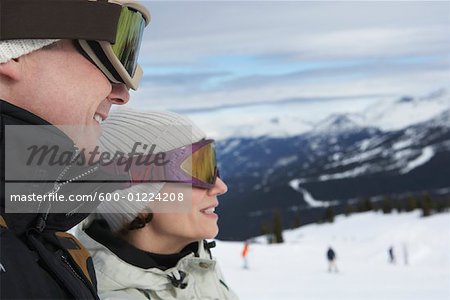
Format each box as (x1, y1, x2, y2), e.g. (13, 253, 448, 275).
(435, 197, 446, 213)
(357, 197, 373, 212)
(365, 197, 374, 212)
(273, 210, 284, 244)
(436, 196, 450, 213)
(323, 206, 335, 223)
(420, 192, 432, 217)
(394, 198, 404, 213)
(382, 195, 393, 214)
(345, 203, 354, 217)
(405, 194, 418, 212)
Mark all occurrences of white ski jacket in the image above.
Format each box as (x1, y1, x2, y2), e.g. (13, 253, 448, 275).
(75, 220, 239, 300)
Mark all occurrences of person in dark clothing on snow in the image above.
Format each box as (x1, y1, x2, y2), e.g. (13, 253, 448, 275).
(388, 246, 396, 264)
(327, 246, 338, 273)
(0, 0, 150, 298)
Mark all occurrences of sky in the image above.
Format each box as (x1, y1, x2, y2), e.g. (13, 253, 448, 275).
(126, 1, 450, 138)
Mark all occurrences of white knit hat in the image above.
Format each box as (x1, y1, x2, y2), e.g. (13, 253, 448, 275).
(0, 39, 59, 64)
(95, 108, 207, 232)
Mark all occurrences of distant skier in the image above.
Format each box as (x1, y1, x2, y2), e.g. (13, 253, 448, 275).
(242, 241, 250, 269)
(388, 246, 396, 264)
(327, 246, 338, 273)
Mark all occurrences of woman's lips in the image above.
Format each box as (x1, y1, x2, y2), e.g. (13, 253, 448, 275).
(200, 202, 219, 219)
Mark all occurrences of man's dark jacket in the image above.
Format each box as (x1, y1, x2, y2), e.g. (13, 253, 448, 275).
(0, 100, 122, 299)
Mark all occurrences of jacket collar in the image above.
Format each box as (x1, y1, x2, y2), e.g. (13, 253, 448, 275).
(76, 218, 217, 292)
(85, 218, 199, 270)
(0, 99, 89, 235)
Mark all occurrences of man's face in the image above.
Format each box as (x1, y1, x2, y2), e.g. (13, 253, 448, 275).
(18, 40, 130, 149)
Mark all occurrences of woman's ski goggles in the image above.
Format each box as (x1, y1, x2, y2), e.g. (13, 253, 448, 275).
(107, 139, 220, 190)
(0, 0, 150, 90)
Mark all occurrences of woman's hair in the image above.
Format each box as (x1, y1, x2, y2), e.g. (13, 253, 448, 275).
(118, 211, 153, 235)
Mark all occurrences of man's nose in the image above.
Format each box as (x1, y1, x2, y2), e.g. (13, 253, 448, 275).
(108, 83, 130, 105)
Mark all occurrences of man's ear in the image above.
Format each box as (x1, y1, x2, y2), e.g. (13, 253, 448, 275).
(0, 58, 21, 81)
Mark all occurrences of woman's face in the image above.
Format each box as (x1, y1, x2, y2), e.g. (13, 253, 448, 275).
(148, 178, 228, 245)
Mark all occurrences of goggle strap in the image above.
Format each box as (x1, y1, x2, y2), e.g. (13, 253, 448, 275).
(82, 40, 124, 84)
(0, 0, 121, 42)
(129, 160, 166, 183)
(73, 40, 97, 68)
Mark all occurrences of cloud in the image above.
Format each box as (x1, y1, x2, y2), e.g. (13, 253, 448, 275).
(218, 54, 449, 89)
(131, 65, 448, 112)
(131, 1, 450, 112)
(170, 93, 389, 114)
(141, 2, 449, 63)
(142, 71, 230, 86)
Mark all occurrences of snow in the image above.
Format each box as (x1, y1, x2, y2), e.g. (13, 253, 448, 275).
(313, 114, 364, 133)
(393, 148, 416, 161)
(274, 155, 298, 167)
(400, 146, 435, 174)
(327, 147, 383, 167)
(392, 138, 414, 151)
(318, 165, 370, 181)
(214, 211, 450, 300)
(363, 90, 450, 131)
(300, 188, 327, 208)
(289, 179, 336, 207)
(220, 139, 241, 155)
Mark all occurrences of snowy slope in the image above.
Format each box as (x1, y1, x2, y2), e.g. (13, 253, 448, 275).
(214, 211, 450, 300)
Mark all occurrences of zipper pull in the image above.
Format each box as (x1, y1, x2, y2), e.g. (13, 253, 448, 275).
(51, 185, 61, 194)
(35, 214, 46, 232)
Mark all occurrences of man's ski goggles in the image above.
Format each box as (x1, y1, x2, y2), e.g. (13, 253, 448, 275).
(107, 139, 220, 190)
(0, 0, 150, 90)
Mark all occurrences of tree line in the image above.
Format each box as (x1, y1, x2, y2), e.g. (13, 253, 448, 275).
(261, 192, 450, 244)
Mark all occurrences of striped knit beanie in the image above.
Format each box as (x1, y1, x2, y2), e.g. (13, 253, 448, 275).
(0, 39, 59, 64)
(95, 108, 207, 232)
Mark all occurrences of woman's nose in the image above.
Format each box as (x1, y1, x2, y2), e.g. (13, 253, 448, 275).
(208, 177, 228, 196)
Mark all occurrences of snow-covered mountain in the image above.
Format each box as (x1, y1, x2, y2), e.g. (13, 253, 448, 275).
(297, 113, 450, 183)
(215, 211, 450, 300)
(215, 89, 450, 240)
(195, 88, 449, 139)
(313, 114, 366, 134)
(362, 88, 449, 131)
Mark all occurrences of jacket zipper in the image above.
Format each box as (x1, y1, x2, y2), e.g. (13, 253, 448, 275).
(37, 149, 81, 214)
(36, 148, 99, 230)
(61, 251, 100, 299)
(60, 253, 87, 286)
(62, 164, 100, 216)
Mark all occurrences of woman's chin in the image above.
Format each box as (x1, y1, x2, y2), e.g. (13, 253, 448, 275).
(204, 227, 219, 240)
